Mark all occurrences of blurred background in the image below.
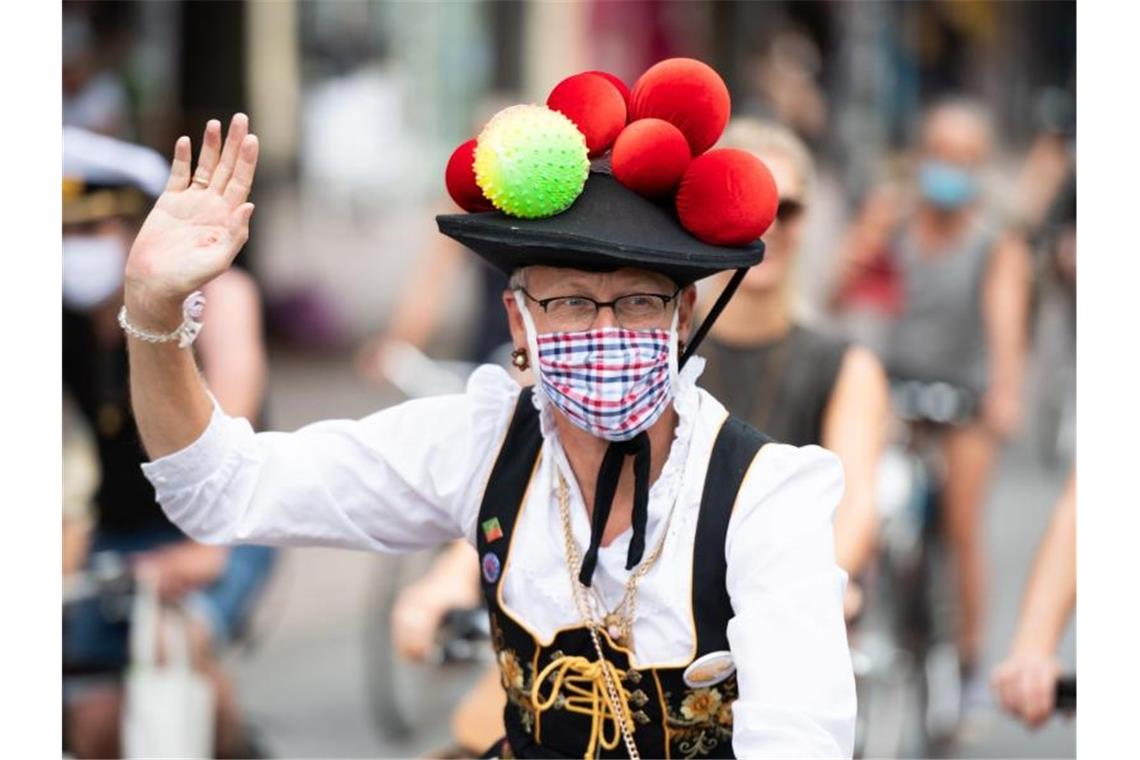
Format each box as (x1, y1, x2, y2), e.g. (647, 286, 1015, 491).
(62, 1, 1075, 758)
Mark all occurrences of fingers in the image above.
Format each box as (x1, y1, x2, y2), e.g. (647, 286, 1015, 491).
(222, 134, 260, 207)
(224, 202, 256, 255)
(209, 113, 249, 194)
(191, 119, 223, 188)
(165, 136, 192, 192)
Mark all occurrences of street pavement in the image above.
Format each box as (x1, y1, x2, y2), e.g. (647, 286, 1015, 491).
(227, 347, 1075, 759)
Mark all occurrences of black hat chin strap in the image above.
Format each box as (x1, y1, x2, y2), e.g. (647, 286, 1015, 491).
(578, 267, 747, 587)
(579, 431, 651, 587)
(680, 266, 749, 369)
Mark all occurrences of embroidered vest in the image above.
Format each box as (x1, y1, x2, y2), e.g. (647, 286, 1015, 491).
(476, 388, 770, 758)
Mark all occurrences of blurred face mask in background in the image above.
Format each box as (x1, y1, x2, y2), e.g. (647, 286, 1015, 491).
(917, 159, 978, 210)
(62, 235, 126, 310)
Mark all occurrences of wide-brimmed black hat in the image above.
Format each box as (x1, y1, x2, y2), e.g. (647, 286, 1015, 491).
(436, 169, 764, 287)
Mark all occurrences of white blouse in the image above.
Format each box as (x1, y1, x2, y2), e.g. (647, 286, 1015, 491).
(142, 358, 856, 758)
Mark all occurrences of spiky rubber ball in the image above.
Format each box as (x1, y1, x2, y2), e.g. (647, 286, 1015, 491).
(474, 104, 590, 219)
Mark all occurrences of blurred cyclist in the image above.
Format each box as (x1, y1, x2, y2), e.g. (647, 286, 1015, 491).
(62, 126, 275, 759)
(833, 99, 1034, 686)
(699, 118, 890, 620)
(991, 471, 1075, 729)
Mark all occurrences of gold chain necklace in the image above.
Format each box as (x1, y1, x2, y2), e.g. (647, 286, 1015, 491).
(556, 470, 675, 648)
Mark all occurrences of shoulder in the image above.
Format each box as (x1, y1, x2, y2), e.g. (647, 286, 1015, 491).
(732, 443, 844, 528)
(834, 344, 888, 396)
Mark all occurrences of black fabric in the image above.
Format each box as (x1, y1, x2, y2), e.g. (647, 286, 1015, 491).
(475, 400, 771, 758)
(63, 308, 182, 535)
(693, 416, 772, 653)
(577, 432, 651, 587)
(681, 267, 749, 368)
(701, 325, 850, 446)
(436, 172, 765, 287)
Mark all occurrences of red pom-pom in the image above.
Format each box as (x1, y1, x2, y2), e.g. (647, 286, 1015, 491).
(611, 119, 691, 197)
(584, 70, 630, 107)
(629, 58, 730, 156)
(675, 149, 778, 246)
(445, 138, 494, 212)
(546, 72, 628, 158)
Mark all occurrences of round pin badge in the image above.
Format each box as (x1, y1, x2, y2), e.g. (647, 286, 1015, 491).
(683, 650, 736, 688)
(481, 552, 502, 584)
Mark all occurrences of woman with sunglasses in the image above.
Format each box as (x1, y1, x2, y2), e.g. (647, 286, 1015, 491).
(700, 119, 890, 619)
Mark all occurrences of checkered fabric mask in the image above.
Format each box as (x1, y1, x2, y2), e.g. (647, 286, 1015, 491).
(517, 292, 679, 441)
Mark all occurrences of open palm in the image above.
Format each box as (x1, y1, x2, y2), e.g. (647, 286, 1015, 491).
(126, 114, 259, 301)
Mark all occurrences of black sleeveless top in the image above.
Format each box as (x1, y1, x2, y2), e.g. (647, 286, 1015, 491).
(476, 388, 770, 758)
(63, 307, 181, 536)
(700, 325, 849, 447)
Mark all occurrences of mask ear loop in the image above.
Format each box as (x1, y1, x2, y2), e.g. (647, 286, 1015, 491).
(513, 290, 542, 371)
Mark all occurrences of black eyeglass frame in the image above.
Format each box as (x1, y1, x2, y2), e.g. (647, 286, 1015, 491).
(517, 286, 683, 322)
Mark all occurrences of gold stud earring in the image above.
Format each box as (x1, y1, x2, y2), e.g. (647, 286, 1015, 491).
(511, 347, 530, 371)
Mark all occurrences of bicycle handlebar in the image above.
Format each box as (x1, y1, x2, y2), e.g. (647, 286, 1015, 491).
(1055, 675, 1076, 711)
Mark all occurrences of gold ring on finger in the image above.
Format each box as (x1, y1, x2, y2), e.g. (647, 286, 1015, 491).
(192, 173, 211, 187)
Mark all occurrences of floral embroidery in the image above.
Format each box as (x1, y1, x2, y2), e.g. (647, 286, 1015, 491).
(680, 688, 722, 721)
(494, 645, 537, 734)
(500, 650, 525, 691)
(716, 700, 733, 727)
(665, 676, 738, 759)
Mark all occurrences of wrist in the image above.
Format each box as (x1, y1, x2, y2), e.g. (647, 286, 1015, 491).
(123, 280, 187, 333)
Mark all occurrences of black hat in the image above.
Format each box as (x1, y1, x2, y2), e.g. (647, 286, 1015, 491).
(436, 169, 764, 287)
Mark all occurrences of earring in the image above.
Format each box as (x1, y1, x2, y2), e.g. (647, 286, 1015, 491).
(511, 347, 530, 371)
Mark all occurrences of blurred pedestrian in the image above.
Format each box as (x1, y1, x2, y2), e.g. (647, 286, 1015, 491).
(700, 118, 890, 620)
(832, 99, 1034, 690)
(991, 471, 1075, 728)
(62, 126, 276, 759)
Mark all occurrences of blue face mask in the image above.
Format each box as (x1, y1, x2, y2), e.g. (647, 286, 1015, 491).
(918, 160, 978, 210)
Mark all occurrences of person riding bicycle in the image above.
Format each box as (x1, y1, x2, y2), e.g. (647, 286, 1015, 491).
(699, 118, 890, 622)
(831, 98, 1033, 692)
(61, 126, 276, 759)
(123, 61, 855, 758)
(991, 471, 1076, 728)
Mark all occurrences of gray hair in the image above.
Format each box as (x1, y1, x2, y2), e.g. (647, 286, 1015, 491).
(508, 267, 530, 290)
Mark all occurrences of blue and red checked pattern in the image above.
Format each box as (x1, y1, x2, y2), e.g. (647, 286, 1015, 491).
(535, 326, 673, 441)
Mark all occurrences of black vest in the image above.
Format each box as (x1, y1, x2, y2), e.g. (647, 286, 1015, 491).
(476, 388, 770, 759)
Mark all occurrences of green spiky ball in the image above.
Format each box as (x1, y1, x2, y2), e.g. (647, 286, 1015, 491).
(473, 104, 590, 219)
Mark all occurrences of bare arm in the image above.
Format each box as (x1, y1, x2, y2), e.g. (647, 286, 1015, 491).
(981, 231, 1033, 439)
(124, 115, 259, 459)
(991, 472, 1076, 727)
(197, 268, 267, 423)
(821, 345, 890, 578)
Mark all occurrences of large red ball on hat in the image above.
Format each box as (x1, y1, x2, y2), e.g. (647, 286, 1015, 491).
(675, 148, 779, 246)
(584, 70, 630, 107)
(611, 118, 691, 197)
(445, 138, 495, 213)
(546, 72, 628, 158)
(629, 58, 730, 156)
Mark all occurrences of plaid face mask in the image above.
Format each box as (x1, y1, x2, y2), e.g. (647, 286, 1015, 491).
(515, 289, 679, 441)
(534, 326, 675, 441)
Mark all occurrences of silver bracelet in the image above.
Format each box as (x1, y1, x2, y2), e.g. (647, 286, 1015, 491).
(118, 291, 206, 348)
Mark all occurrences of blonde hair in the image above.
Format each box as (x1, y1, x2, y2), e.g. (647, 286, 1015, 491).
(717, 118, 815, 193)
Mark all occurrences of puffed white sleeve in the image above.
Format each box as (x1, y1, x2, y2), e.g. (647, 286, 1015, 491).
(140, 364, 520, 553)
(725, 443, 856, 759)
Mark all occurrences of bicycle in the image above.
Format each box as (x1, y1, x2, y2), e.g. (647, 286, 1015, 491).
(852, 379, 978, 758)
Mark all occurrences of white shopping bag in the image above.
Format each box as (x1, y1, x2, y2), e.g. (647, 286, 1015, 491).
(122, 574, 215, 759)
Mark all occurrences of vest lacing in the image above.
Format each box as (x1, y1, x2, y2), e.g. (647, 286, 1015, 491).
(531, 653, 636, 759)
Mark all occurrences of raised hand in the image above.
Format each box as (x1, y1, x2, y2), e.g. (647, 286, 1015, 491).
(124, 114, 259, 327)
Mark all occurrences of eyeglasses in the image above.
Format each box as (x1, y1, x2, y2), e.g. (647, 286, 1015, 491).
(775, 198, 805, 224)
(518, 287, 682, 331)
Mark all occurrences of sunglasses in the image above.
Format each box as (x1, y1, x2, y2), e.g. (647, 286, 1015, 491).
(775, 198, 805, 224)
